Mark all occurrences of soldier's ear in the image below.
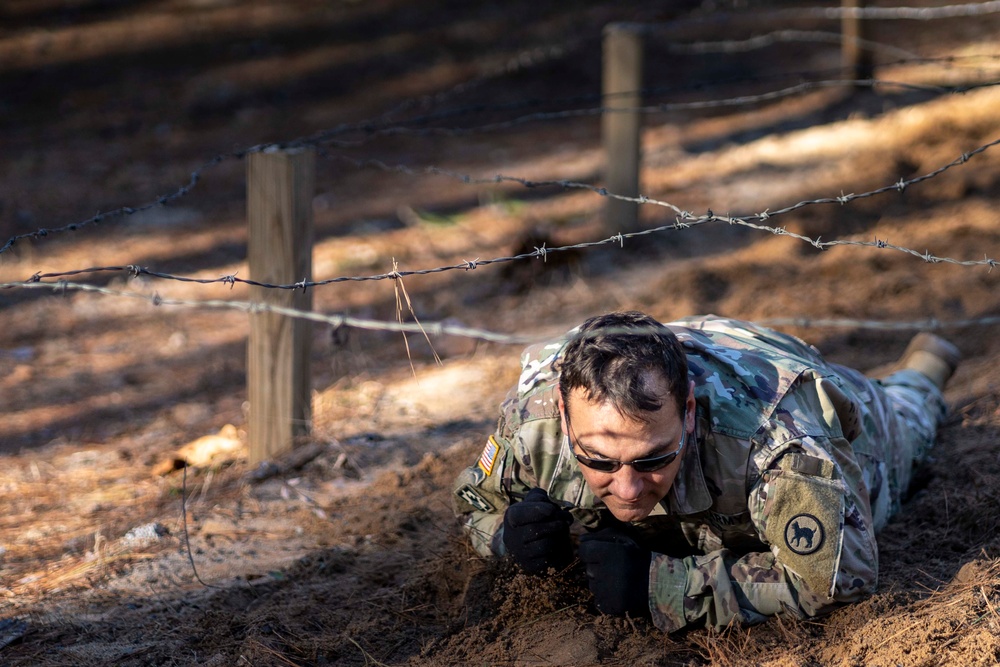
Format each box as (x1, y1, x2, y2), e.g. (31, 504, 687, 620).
(685, 381, 696, 430)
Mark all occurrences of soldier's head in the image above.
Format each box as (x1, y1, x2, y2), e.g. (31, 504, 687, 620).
(557, 311, 694, 522)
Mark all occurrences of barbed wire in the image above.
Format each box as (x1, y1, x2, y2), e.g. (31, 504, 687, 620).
(778, 0, 1000, 21)
(3, 48, 997, 256)
(318, 52, 1000, 144)
(319, 24, 943, 135)
(9, 135, 998, 292)
(292, 77, 1000, 147)
(0, 153, 235, 256)
(356, 52, 1000, 137)
(0, 281, 532, 343)
(403, 20, 1000, 121)
(665, 29, 922, 58)
(631, 0, 1000, 31)
(5, 72, 997, 257)
(373, 45, 1000, 146)
(4, 280, 999, 344)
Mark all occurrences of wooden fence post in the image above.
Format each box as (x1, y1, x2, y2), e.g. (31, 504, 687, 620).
(842, 0, 874, 83)
(602, 23, 644, 234)
(247, 146, 315, 465)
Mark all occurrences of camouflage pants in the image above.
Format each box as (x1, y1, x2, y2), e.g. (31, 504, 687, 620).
(834, 366, 947, 532)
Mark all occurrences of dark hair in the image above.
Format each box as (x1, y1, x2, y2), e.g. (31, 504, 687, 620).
(557, 311, 688, 422)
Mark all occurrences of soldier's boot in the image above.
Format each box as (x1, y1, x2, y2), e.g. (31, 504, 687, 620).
(896, 332, 961, 390)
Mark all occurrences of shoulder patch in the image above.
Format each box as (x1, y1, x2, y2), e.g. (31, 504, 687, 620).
(457, 485, 494, 513)
(477, 435, 500, 476)
(784, 513, 825, 555)
(762, 469, 844, 599)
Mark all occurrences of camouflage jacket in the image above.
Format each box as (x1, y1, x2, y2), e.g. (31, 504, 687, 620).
(454, 316, 885, 632)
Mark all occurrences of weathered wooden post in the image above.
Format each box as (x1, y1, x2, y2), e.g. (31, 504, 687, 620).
(602, 22, 644, 234)
(247, 146, 315, 465)
(842, 0, 874, 83)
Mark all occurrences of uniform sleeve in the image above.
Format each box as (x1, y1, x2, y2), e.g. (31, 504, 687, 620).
(648, 437, 879, 632)
(452, 407, 549, 558)
(454, 337, 570, 557)
(453, 431, 517, 557)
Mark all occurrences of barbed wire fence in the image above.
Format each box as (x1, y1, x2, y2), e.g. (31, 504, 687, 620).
(5, 19, 1000, 253)
(0, 0, 1000, 600)
(2, 69, 997, 255)
(6, 132, 999, 293)
(2, 0, 1000, 461)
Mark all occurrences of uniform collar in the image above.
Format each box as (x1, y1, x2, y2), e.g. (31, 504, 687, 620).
(647, 403, 713, 517)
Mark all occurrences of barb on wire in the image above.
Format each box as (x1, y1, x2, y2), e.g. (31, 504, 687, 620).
(12, 135, 1000, 290)
(5, 280, 1000, 341)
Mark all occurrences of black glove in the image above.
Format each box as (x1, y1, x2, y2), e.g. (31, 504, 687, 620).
(502, 487, 574, 575)
(578, 526, 652, 617)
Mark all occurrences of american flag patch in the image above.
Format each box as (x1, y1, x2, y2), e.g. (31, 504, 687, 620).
(477, 435, 500, 476)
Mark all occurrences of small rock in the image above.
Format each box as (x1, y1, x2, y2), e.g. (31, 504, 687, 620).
(121, 522, 169, 548)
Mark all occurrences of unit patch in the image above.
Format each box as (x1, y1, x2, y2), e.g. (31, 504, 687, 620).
(784, 513, 825, 555)
(761, 465, 843, 597)
(477, 435, 500, 477)
(457, 485, 494, 513)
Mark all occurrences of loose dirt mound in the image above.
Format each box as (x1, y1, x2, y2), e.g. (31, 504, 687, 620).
(2, 1, 1000, 665)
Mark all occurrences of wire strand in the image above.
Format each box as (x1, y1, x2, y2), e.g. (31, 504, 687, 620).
(10, 134, 998, 289)
(5, 280, 999, 343)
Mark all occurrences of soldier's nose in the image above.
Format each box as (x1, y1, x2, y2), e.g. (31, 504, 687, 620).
(609, 467, 643, 501)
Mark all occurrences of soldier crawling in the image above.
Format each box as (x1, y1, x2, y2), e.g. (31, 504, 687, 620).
(453, 311, 959, 632)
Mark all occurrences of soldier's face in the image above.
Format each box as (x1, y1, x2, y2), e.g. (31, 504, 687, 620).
(560, 374, 694, 524)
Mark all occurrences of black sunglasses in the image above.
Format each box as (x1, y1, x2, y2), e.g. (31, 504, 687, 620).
(568, 408, 688, 474)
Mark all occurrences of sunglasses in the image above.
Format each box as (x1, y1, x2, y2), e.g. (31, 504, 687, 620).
(567, 408, 688, 474)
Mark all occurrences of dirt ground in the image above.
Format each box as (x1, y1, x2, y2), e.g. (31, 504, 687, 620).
(2, 1, 1000, 665)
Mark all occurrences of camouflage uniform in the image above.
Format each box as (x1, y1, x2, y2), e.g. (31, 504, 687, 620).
(453, 316, 946, 632)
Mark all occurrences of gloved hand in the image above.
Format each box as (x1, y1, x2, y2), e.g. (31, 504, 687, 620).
(578, 526, 652, 617)
(502, 487, 574, 575)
